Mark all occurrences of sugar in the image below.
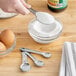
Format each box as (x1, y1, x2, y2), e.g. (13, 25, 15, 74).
(33, 20, 56, 34)
(36, 12, 54, 24)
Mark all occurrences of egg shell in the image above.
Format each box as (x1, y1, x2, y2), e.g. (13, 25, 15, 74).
(0, 42, 6, 51)
(0, 29, 15, 48)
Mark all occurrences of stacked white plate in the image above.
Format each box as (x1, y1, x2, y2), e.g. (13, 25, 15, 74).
(28, 19, 62, 44)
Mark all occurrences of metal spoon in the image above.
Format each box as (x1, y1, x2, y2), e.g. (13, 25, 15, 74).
(28, 8, 54, 25)
(20, 52, 31, 72)
(20, 48, 51, 58)
(24, 52, 45, 67)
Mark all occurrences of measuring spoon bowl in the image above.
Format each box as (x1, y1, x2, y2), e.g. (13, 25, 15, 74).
(35, 60, 45, 67)
(20, 63, 31, 72)
(42, 52, 51, 58)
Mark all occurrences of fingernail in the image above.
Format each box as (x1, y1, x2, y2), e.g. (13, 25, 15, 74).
(28, 5, 31, 8)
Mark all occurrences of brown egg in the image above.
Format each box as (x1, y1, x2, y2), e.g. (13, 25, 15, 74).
(0, 42, 6, 51)
(0, 29, 15, 48)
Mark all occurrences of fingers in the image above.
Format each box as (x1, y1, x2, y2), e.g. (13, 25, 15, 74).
(0, 0, 31, 15)
(14, 0, 30, 15)
(2, 8, 17, 13)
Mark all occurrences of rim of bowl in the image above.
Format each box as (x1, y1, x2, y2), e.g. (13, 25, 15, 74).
(28, 29, 62, 40)
(0, 35, 16, 56)
(28, 18, 63, 39)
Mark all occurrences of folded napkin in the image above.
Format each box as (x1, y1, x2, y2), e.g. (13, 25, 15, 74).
(59, 42, 76, 76)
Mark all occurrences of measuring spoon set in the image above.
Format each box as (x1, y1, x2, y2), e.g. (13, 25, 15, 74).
(19, 48, 52, 72)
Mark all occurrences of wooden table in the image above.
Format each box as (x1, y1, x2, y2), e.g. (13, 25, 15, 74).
(0, 0, 76, 76)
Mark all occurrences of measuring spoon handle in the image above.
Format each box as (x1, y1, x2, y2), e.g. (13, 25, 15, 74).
(24, 52, 37, 62)
(21, 52, 28, 63)
(20, 48, 43, 55)
(28, 8, 37, 15)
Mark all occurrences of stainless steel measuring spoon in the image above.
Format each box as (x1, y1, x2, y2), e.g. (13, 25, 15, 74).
(28, 8, 54, 25)
(20, 48, 51, 58)
(24, 52, 45, 67)
(20, 52, 31, 72)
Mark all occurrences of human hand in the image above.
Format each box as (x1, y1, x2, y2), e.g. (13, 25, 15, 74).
(0, 0, 31, 15)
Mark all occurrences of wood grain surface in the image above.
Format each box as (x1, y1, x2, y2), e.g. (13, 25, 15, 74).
(0, 0, 76, 76)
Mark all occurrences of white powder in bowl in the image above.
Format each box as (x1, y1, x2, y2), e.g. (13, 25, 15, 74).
(0, 8, 17, 18)
(36, 12, 54, 24)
